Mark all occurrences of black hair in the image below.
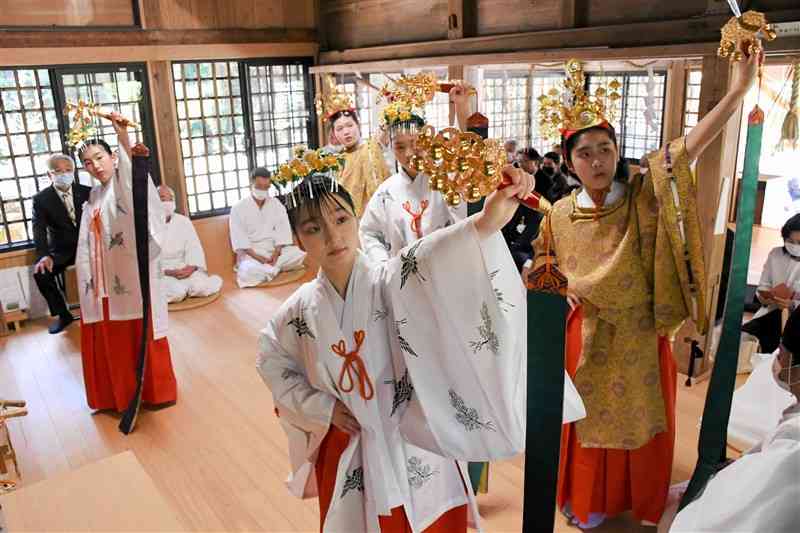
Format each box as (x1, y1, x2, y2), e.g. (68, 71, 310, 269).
(77, 138, 112, 159)
(781, 213, 800, 240)
(250, 167, 271, 182)
(543, 152, 561, 165)
(329, 109, 360, 126)
(388, 115, 426, 138)
(562, 125, 629, 184)
(783, 307, 800, 365)
(520, 147, 541, 162)
(284, 174, 357, 234)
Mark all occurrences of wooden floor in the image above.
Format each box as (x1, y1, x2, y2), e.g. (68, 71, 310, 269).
(1, 271, 721, 533)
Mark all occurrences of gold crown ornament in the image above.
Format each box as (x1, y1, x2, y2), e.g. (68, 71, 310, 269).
(273, 145, 347, 208)
(537, 59, 621, 142)
(378, 73, 438, 134)
(718, 10, 776, 63)
(315, 75, 356, 121)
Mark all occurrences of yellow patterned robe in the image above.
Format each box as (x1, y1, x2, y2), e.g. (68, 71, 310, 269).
(534, 137, 707, 449)
(338, 138, 391, 217)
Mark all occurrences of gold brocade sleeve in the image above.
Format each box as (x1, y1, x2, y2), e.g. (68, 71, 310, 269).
(645, 137, 709, 335)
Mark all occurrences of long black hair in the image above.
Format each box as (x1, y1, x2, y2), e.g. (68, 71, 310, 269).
(283, 174, 356, 234)
(781, 213, 800, 240)
(562, 124, 629, 183)
(329, 109, 360, 126)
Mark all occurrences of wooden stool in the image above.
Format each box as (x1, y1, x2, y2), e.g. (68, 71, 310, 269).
(2, 309, 27, 334)
(0, 400, 27, 478)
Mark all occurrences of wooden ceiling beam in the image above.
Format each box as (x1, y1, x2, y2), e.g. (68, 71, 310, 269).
(0, 28, 317, 48)
(317, 9, 800, 66)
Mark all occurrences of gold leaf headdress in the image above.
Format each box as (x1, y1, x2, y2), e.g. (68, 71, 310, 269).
(64, 99, 140, 148)
(314, 75, 356, 121)
(537, 59, 621, 143)
(273, 145, 347, 208)
(378, 72, 437, 133)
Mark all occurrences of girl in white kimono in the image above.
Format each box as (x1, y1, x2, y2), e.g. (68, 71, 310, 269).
(257, 162, 585, 532)
(360, 109, 466, 264)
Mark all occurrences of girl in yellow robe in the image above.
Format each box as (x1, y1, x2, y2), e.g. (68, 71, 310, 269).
(529, 53, 760, 528)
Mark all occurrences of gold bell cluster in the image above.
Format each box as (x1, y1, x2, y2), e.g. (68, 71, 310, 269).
(537, 59, 621, 142)
(718, 11, 776, 63)
(410, 125, 507, 207)
(379, 72, 437, 127)
(315, 75, 355, 121)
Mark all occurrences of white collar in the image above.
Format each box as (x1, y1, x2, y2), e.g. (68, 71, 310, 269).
(576, 180, 626, 209)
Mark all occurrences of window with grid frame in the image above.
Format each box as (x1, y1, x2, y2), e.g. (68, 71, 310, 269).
(481, 71, 530, 145)
(683, 69, 703, 136)
(529, 72, 566, 154)
(0, 68, 62, 249)
(173, 59, 315, 217)
(587, 71, 667, 161)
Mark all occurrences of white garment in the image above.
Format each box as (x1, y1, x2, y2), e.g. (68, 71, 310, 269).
(257, 219, 585, 532)
(235, 246, 306, 288)
(75, 149, 168, 338)
(576, 180, 626, 208)
(161, 213, 222, 303)
(229, 195, 306, 287)
(728, 352, 795, 449)
(754, 246, 800, 318)
(359, 168, 466, 263)
(670, 404, 800, 532)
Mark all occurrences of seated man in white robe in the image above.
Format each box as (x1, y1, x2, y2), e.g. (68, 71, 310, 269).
(666, 309, 800, 533)
(229, 167, 305, 288)
(158, 185, 222, 303)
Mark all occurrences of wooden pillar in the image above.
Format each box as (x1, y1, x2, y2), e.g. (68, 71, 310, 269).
(560, 0, 578, 29)
(147, 61, 187, 215)
(663, 60, 687, 143)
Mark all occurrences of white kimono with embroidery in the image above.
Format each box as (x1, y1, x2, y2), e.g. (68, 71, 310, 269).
(76, 149, 168, 338)
(258, 219, 585, 532)
(359, 169, 466, 263)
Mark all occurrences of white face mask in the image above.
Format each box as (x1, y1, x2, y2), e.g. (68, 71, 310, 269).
(785, 241, 800, 258)
(52, 172, 74, 190)
(162, 200, 176, 216)
(252, 188, 269, 201)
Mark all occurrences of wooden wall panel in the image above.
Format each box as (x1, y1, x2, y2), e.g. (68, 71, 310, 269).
(140, 0, 316, 30)
(320, 0, 448, 50)
(584, 0, 704, 26)
(0, 0, 134, 26)
(476, 0, 561, 36)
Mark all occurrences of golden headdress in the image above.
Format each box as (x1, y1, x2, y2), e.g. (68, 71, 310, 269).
(379, 72, 437, 133)
(273, 145, 347, 208)
(537, 59, 621, 142)
(314, 75, 356, 122)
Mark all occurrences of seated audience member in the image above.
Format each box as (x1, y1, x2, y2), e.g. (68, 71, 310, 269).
(229, 167, 305, 288)
(542, 151, 570, 202)
(501, 206, 543, 272)
(742, 214, 800, 353)
(668, 309, 800, 532)
(32, 153, 91, 334)
(158, 185, 222, 303)
(504, 139, 519, 164)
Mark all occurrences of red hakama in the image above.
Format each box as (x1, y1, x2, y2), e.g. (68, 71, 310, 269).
(316, 427, 468, 533)
(80, 299, 177, 412)
(557, 307, 677, 524)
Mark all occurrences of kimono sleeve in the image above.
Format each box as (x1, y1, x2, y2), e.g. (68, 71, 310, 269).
(256, 310, 336, 442)
(384, 218, 528, 461)
(359, 186, 392, 263)
(180, 216, 208, 270)
(228, 203, 251, 251)
(757, 249, 778, 292)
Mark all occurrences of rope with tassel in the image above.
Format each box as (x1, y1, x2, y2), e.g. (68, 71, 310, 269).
(777, 61, 799, 151)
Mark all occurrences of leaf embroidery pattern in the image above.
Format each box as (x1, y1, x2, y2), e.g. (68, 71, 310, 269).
(112, 275, 130, 296)
(395, 318, 418, 358)
(108, 231, 124, 249)
(400, 240, 425, 289)
(341, 466, 364, 498)
(373, 308, 388, 322)
(469, 302, 499, 355)
(288, 308, 315, 339)
(281, 368, 302, 381)
(376, 190, 393, 208)
(366, 231, 391, 252)
(489, 270, 515, 313)
(449, 389, 496, 432)
(384, 368, 414, 416)
(407, 456, 439, 489)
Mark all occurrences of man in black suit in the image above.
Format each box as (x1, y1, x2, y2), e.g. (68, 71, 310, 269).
(32, 153, 91, 333)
